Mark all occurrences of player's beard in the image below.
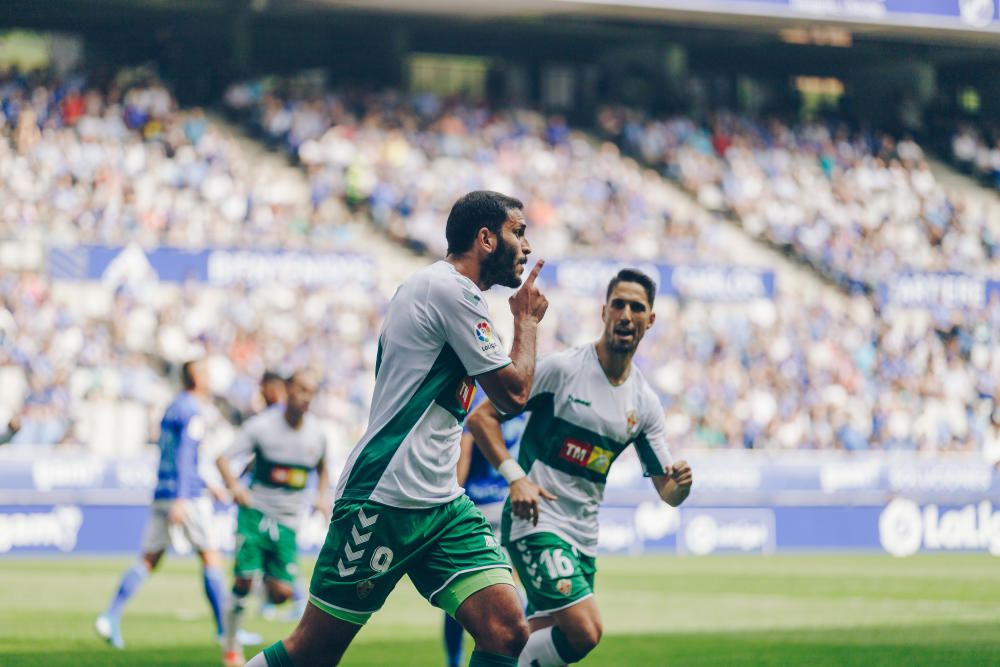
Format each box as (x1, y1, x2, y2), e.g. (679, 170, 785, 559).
(480, 234, 521, 289)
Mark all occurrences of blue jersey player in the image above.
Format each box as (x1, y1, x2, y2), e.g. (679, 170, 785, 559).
(444, 386, 526, 667)
(97, 360, 229, 649)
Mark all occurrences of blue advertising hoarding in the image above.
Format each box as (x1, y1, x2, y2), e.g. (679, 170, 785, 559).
(538, 260, 776, 301)
(573, 0, 1000, 31)
(48, 245, 377, 288)
(3, 451, 1000, 557)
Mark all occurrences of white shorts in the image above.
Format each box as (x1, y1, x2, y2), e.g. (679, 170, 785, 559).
(141, 497, 217, 555)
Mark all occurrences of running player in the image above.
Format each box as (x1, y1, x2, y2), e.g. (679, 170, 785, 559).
(96, 359, 229, 649)
(466, 268, 694, 666)
(217, 369, 329, 667)
(444, 388, 529, 667)
(246, 190, 548, 667)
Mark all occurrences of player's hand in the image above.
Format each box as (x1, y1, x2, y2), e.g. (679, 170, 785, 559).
(508, 259, 548, 324)
(230, 484, 252, 508)
(509, 477, 557, 526)
(670, 460, 693, 490)
(313, 494, 332, 519)
(207, 484, 229, 504)
(168, 499, 188, 526)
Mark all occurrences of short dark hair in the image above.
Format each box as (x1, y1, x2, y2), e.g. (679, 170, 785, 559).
(606, 268, 657, 307)
(181, 360, 201, 390)
(445, 191, 523, 255)
(261, 370, 284, 385)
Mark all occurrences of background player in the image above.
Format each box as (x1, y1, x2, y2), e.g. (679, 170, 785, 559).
(217, 368, 329, 667)
(467, 269, 694, 666)
(96, 359, 229, 649)
(246, 190, 548, 667)
(444, 387, 529, 667)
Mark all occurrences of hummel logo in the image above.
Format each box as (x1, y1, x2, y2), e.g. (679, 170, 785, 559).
(344, 542, 364, 562)
(567, 394, 591, 407)
(357, 508, 379, 528)
(337, 559, 357, 577)
(351, 525, 372, 545)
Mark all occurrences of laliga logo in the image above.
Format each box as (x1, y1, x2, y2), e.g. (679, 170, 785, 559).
(879, 498, 1000, 557)
(474, 320, 492, 343)
(959, 0, 996, 28)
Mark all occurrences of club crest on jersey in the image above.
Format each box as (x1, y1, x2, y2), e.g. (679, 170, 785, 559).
(356, 579, 375, 599)
(559, 438, 613, 474)
(626, 409, 639, 434)
(556, 578, 573, 596)
(475, 320, 499, 352)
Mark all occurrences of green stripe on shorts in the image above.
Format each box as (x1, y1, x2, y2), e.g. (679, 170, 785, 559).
(434, 567, 515, 618)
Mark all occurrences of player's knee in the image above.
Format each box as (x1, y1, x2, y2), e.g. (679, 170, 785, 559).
(143, 551, 163, 570)
(233, 577, 254, 597)
(565, 620, 603, 656)
(267, 581, 293, 605)
(493, 613, 530, 656)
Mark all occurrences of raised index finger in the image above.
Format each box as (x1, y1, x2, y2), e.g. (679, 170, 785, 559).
(522, 259, 545, 288)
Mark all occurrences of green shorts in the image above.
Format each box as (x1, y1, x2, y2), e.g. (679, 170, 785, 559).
(309, 495, 513, 625)
(508, 532, 596, 619)
(233, 507, 299, 584)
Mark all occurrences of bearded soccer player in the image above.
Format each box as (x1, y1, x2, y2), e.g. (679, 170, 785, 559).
(217, 369, 329, 667)
(246, 190, 548, 667)
(466, 269, 694, 666)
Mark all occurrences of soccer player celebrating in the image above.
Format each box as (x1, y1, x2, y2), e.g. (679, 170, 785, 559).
(466, 268, 694, 666)
(246, 190, 547, 667)
(217, 369, 330, 667)
(96, 359, 229, 649)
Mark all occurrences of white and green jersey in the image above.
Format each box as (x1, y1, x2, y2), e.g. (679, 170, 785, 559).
(503, 344, 673, 556)
(224, 408, 327, 529)
(335, 261, 512, 509)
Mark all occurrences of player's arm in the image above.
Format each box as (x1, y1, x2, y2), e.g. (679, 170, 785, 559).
(466, 399, 555, 526)
(651, 461, 693, 507)
(313, 456, 331, 518)
(641, 391, 692, 507)
(215, 423, 254, 508)
(475, 260, 548, 414)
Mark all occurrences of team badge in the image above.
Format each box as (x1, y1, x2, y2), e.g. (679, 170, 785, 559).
(626, 409, 639, 434)
(356, 579, 375, 599)
(556, 578, 573, 596)
(474, 320, 493, 343)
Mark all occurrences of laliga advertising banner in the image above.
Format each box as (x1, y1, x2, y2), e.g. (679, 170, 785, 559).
(3, 451, 1000, 557)
(537, 260, 775, 301)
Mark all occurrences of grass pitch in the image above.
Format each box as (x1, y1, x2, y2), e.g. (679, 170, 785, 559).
(1, 554, 998, 666)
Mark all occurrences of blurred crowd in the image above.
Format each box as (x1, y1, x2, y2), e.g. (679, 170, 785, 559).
(224, 80, 719, 262)
(950, 121, 1000, 191)
(0, 70, 348, 251)
(600, 107, 1000, 292)
(1, 71, 999, 459)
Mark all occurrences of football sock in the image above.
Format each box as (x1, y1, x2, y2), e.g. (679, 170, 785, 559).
(107, 560, 149, 618)
(225, 588, 249, 651)
(444, 612, 465, 667)
(254, 640, 294, 667)
(203, 566, 226, 636)
(469, 650, 518, 667)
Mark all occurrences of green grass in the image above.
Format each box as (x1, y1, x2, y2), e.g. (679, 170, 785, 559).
(2, 554, 1000, 665)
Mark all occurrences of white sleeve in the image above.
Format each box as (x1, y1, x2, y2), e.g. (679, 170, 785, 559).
(223, 417, 258, 461)
(427, 276, 512, 377)
(635, 387, 673, 476)
(527, 352, 566, 402)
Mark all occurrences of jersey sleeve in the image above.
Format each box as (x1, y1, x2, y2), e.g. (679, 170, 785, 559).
(176, 410, 206, 498)
(223, 415, 258, 461)
(525, 352, 568, 407)
(427, 275, 512, 376)
(635, 387, 674, 477)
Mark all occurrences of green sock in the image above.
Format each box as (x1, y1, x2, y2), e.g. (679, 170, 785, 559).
(468, 650, 518, 666)
(263, 641, 295, 667)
